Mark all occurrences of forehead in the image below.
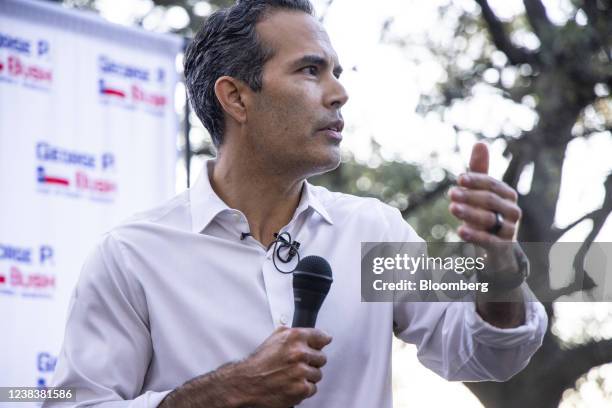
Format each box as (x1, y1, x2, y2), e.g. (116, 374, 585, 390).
(256, 10, 339, 66)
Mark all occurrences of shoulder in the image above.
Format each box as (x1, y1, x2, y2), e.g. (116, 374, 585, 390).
(309, 183, 422, 242)
(100, 190, 192, 251)
(121, 190, 190, 228)
(80, 191, 190, 281)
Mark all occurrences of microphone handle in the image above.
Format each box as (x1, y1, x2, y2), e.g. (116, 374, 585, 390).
(290, 309, 319, 407)
(291, 308, 319, 328)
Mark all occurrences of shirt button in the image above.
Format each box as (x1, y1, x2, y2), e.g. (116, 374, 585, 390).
(279, 314, 289, 326)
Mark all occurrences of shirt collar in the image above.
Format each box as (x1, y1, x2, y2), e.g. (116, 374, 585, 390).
(189, 160, 333, 234)
(299, 179, 333, 226)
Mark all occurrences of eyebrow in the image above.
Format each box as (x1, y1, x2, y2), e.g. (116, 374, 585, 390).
(293, 54, 344, 77)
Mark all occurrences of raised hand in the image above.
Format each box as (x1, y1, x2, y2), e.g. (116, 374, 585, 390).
(448, 142, 522, 245)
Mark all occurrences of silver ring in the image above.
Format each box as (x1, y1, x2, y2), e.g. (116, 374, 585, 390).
(488, 211, 504, 235)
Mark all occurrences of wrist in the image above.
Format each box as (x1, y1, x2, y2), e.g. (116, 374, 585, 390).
(476, 286, 526, 328)
(159, 361, 248, 408)
(477, 243, 529, 292)
(215, 360, 253, 407)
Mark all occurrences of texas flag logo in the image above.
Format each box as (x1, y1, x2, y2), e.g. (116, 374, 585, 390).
(98, 79, 125, 98)
(37, 166, 69, 186)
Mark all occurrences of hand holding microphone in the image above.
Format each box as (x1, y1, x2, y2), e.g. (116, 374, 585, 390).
(159, 256, 333, 408)
(234, 256, 334, 408)
(236, 326, 331, 407)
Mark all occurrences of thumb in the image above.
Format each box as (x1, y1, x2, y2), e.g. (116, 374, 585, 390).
(469, 142, 489, 174)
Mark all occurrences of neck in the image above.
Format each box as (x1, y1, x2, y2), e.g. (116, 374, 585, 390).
(210, 150, 305, 247)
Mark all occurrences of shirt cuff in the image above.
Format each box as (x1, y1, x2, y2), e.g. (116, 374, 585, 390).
(464, 283, 548, 349)
(129, 390, 173, 408)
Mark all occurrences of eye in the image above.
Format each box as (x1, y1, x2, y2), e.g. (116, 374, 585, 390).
(301, 66, 319, 76)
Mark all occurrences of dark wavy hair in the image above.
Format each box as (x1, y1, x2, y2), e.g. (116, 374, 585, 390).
(184, 0, 314, 147)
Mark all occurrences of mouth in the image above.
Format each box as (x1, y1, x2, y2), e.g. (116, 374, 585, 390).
(317, 120, 344, 142)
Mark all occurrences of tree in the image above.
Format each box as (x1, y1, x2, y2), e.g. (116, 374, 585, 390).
(379, 0, 611, 406)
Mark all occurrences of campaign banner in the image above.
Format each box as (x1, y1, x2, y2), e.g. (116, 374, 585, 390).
(0, 0, 182, 401)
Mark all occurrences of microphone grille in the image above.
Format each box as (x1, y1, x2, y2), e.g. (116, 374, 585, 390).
(295, 255, 332, 279)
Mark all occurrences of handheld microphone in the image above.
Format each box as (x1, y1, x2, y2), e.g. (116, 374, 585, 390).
(290, 256, 332, 408)
(292, 255, 333, 328)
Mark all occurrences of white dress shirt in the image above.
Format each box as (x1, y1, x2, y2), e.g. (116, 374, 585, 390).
(46, 160, 547, 407)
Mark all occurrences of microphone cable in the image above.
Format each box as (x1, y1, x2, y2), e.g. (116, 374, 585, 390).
(266, 231, 301, 274)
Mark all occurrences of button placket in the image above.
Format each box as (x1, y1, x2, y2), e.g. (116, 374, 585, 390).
(261, 255, 294, 329)
(261, 215, 311, 329)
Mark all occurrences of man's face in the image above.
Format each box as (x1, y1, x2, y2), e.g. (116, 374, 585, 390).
(246, 10, 348, 177)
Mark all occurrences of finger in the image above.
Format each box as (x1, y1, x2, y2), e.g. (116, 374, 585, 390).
(448, 188, 522, 222)
(295, 380, 317, 399)
(305, 381, 317, 398)
(458, 224, 505, 246)
(264, 325, 290, 347)
(469, 142, 489, 174)
(305, 329, 332, 350)
(298, 363, 323, 383)
(273, 325, 289, 335)
(306, 350, 327, 368)
(449, 204, 516, 239)
(289, 379, 316, 403)
(284, 327, 310, 344)
(457, 173, 518, 202)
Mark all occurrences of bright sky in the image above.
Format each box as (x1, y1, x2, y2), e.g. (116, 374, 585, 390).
(95, 0, 612, 406)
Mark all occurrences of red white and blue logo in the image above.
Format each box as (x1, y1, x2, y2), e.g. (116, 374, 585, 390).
(0, 31, 53, 91)
(37, 166, 69, 187)
(98, 78, 126, 98)
(97, 55, 168, 115)
(0, 243, 56, 299)
(35, 141, 118, 203)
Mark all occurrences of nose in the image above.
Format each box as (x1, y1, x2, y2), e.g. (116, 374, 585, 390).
(325, 76, 349, 110)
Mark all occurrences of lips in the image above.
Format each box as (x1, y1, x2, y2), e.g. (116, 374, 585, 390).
(319, 119, 344, 133)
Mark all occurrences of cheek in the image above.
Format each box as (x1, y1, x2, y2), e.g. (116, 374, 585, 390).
(265, 94, 316, 136)
(252, 79, 324, 144)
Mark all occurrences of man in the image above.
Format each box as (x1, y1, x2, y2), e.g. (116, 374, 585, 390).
(46, 0, 547, 407)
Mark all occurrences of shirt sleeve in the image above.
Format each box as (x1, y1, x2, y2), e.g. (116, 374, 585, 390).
(381, 204, 548, 382)
(43, 233, 172, 407)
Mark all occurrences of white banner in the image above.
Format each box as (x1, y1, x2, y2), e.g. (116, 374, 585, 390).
(0, 0, 182, 402)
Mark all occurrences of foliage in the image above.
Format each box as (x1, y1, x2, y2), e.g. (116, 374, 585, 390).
(384, 0, 612, 406)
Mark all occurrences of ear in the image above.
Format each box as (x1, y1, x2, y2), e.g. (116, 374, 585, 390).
(214, 76, 250, 125)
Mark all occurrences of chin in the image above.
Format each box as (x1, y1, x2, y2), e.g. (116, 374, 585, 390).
(307, 146, 341, 176)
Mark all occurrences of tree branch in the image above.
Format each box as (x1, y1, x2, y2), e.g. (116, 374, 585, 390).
(546, 272, 597, 299)
(474, 0, 537, 65)
(553, 339, 612, 392)
(502, 136, 535, 188)
(552, 173, 612, 240)
(401, 176, 455, 216)
(582, 0, 612, 62)
(546, 173, 612, 299)
(522, 0, 554, 43)
(551, 207, 608, 240)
